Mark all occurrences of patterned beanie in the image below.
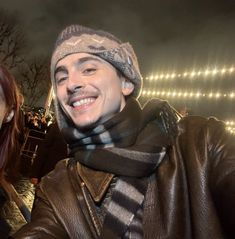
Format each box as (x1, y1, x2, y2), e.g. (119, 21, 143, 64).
(51, 25, 143, 98)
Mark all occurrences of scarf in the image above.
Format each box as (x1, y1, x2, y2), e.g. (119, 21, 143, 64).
(66, 98, 179, 238)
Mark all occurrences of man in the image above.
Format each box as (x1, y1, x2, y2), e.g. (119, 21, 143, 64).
(13, 25, 235, 239)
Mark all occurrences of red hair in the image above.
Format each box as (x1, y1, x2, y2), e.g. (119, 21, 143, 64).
(0, 64, 20, 178)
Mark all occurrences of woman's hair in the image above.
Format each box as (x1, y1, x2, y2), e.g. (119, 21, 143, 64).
(0, 64, 20, 178)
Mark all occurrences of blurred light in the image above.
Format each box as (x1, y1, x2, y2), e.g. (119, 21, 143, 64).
(146, 64, 235, 81)
(212, 69, 218, 75)
(141, 89, 235, 100)
(221, 68, 226, 74)
(190, 71, 196, 77)
(204, 70, 210, 76)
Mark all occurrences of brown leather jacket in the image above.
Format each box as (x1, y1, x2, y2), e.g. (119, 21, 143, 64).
(13, 116, 235, 238)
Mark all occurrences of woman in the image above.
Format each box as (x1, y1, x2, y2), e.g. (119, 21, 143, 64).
(0, 64, 22, 238)
(0, 64, 20, 179)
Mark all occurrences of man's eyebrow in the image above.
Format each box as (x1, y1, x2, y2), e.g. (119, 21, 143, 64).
(54, 56, 103, 75)
(55, 56, 103, 77)
(76, 56, 103, 66)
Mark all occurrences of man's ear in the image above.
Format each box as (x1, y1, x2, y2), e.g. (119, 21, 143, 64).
(121, 79, 134, 96)
(4, 109, 14, 123)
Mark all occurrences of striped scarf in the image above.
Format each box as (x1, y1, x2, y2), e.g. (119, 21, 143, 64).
(66, 98, 179, 238)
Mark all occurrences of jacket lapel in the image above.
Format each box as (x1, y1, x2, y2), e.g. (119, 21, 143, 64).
(77, 163, 114, 202)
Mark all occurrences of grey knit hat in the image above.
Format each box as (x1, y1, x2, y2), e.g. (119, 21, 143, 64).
(51, 25, 143, 98)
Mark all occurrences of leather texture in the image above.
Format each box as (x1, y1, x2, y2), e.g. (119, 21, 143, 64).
(13, 116, 235, 239)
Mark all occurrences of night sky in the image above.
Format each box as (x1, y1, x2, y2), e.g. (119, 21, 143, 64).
(1, 0, 235, 73)
(0, 0, 235, 119)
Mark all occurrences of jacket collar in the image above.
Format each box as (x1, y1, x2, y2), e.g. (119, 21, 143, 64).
(77, 163, 114, 202)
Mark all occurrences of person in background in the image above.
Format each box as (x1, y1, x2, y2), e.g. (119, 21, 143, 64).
(30, 122, 68, 185)
(13, 25, 235, 239)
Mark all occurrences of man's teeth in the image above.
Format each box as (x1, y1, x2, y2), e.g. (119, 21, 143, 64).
(72, 98, 95, 107)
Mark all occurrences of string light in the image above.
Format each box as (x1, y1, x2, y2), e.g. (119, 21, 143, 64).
(141, 89, 235, 100)
(146, 65, 235, 81)
(225, 121, 235, 135)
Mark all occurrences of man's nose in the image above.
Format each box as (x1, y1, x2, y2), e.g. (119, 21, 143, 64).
(66, 73, 84, 94)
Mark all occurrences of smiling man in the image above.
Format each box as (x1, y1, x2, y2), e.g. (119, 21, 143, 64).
(55, 53, 132, 129)
(13, 25, 235, 239)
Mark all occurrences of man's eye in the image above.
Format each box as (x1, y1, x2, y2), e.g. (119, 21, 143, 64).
(56, 77, 67, 85)
(83, 68, 96, 74)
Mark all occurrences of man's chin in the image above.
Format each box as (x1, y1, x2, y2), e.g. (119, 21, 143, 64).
(73, 118, 98, 131)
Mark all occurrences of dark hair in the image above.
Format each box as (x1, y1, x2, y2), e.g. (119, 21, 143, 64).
(0, 64, 20, 178)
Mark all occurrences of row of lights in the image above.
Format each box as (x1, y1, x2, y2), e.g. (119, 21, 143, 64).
(141, 89, 235, 99)
(225, 120, 235, 134)
(225, 121, 235, 135)
(225, 121, 235, 125)
(146, 66, 235, 81)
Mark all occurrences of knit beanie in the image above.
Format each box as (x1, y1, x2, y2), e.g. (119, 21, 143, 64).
(51, 25, 143, 98)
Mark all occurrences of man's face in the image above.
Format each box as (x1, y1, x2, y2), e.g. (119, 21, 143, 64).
(55, 53, 133, 129)
(0, 85, 7, 130)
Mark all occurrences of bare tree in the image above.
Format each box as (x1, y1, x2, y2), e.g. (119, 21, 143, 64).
(18, 58, 50, 107)
(0, 9, 50, 107)
(0, 10, 25, 69)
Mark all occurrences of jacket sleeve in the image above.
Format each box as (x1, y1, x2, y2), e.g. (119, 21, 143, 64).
(12, 187, 69, 239)
(208, 118, 235, 238)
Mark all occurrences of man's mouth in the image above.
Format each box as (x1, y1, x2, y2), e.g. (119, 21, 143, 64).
(71, 97, 96, 107)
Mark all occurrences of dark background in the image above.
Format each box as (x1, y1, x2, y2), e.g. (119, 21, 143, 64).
(0, 0, 235, 120)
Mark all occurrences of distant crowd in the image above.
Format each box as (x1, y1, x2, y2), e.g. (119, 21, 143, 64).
(22, 106, 54, 133)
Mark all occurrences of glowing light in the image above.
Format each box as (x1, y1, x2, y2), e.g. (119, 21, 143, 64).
(226, 121, 235, 125)
(146, 64, 235, 82)
(204, 70, 210, 76)
(212, 69, 218, 75)
(190, 71, 196, 77)
(140, 89, 235, 100)
(189, 92, 194, 97)
(230, 93, 235, 98)
(221, 68, 226, 74)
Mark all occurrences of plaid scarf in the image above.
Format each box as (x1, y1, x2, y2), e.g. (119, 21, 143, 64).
(66, 98, 178, 238)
